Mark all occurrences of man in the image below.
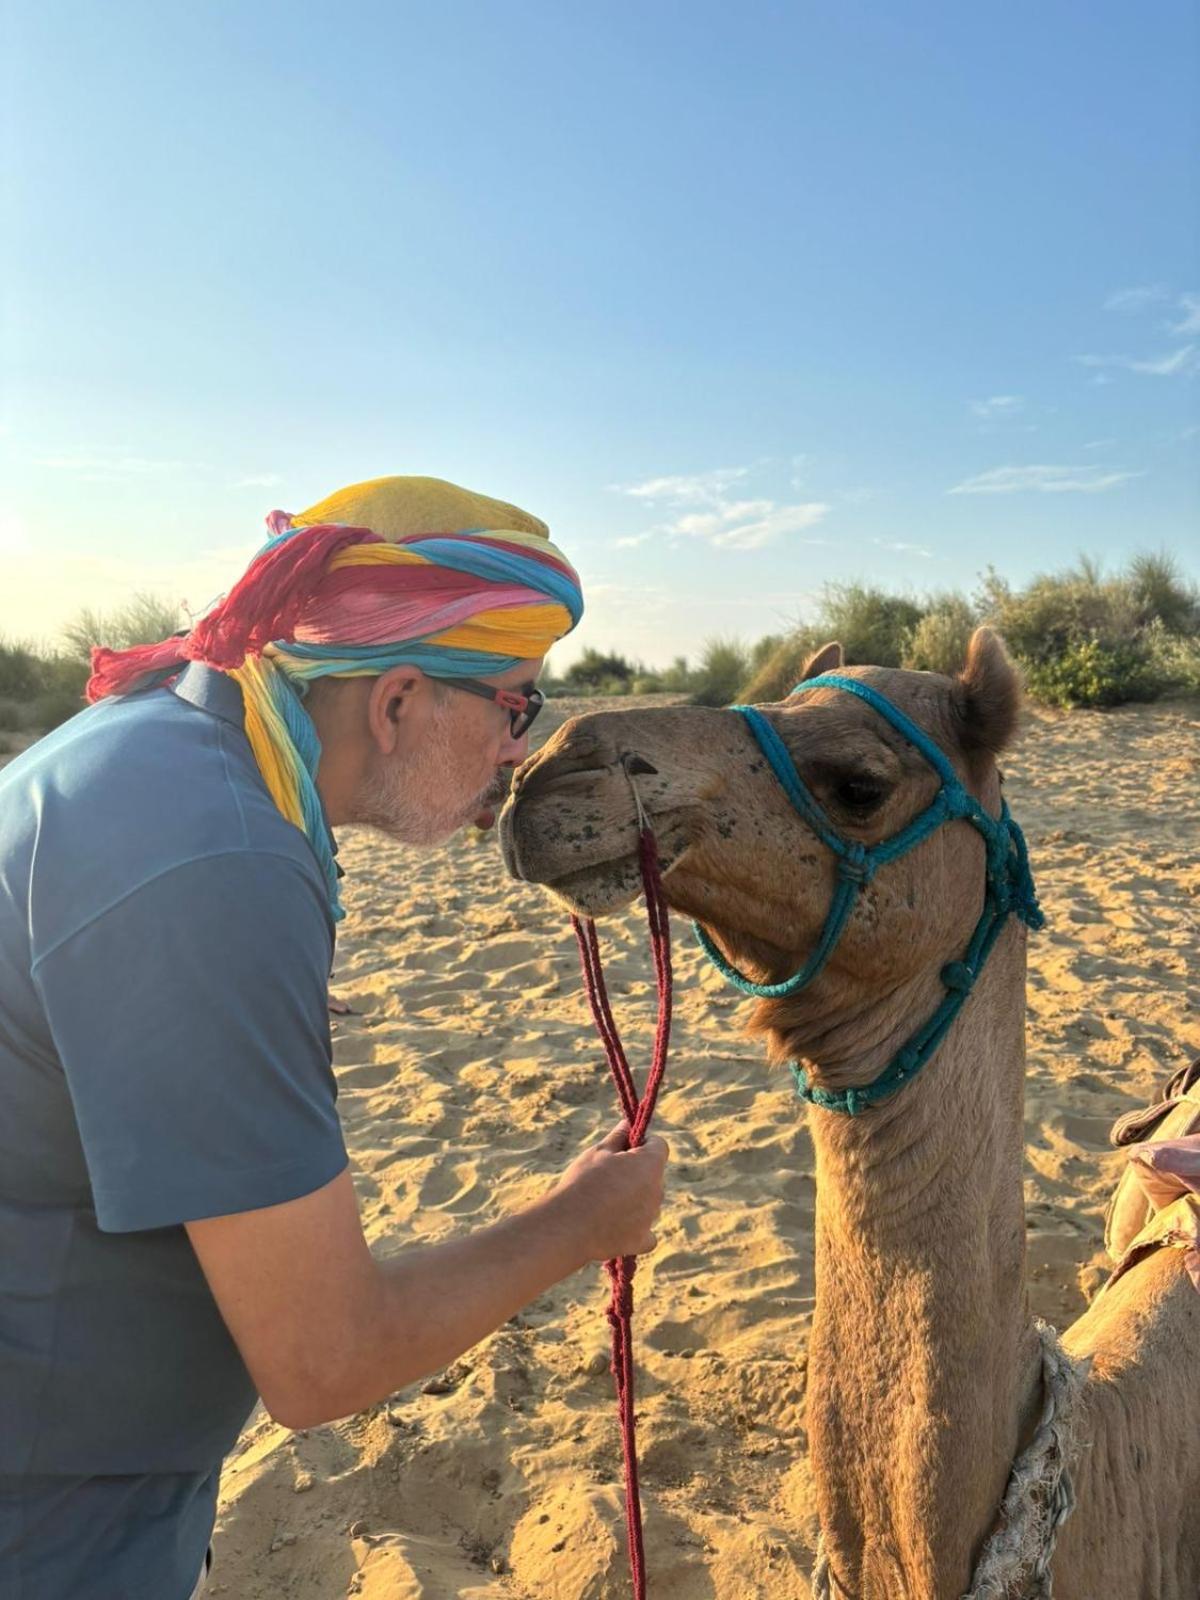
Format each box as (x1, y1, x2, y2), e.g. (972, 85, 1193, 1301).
(0, 476, 669, 1600)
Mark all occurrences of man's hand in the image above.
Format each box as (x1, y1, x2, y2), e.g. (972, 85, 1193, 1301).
(551, 1122, 669, 1261)
(186, 1121, 669, 1430)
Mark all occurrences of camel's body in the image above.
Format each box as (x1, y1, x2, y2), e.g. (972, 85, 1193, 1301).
(500, 633, 1200, 1598)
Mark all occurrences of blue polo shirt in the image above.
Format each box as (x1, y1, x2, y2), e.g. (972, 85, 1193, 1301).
(0, 666, 349, 1600)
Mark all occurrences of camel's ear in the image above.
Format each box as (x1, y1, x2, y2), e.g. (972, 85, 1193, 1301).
(953, 627, 1021, 757)
(800, 641, 844, 680)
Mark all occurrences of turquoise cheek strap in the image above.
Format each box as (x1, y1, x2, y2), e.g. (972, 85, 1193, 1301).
(692, 674, 1044, 1115)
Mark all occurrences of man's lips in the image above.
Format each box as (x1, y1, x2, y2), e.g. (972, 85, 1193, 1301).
(473, 773, 512, 831)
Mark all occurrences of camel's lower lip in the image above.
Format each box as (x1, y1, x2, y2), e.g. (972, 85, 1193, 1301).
(526, 838, 691, 919)
(541, 855, 640, 898)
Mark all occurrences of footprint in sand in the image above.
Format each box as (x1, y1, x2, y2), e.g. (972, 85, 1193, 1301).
(419, 1160, 486, 1215)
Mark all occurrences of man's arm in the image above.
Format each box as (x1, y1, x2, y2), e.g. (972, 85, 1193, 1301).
(186, 1123, 668, 1430)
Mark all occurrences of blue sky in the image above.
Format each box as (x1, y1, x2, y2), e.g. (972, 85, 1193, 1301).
(3, 0, 1197, 668)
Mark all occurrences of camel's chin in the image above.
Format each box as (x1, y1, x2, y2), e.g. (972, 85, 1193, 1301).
(529, 856, 646, 919)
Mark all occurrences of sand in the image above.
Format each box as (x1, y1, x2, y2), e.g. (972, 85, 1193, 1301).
(196, 696, 1198, 1599)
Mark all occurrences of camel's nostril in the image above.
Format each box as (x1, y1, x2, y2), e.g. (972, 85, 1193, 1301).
(622, 753, 658, 777)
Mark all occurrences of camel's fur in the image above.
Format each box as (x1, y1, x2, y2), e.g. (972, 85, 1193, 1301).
(499, 630, 1200, 1598)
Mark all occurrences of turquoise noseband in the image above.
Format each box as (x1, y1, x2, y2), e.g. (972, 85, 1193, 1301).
(694, 673, 1044, 1115)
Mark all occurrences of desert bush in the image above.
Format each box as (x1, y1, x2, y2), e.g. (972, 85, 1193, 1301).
(0, 640, 45, 700)
(689, 637, 750, 707)
(28, 689, 86, 730)
(561, 648, 638, 693)
(1021, 639, 1164, 709)
(61, 592, 183, 664)
(978, 554, 1197, 707)
(737, 633, 820, 703)
(1144, 622, 1200, 696)
(658, 656, 695, 694)
(1127, 551, 1198, 634)
(902, 594, 977, 675)
(817, 582, 924, 668)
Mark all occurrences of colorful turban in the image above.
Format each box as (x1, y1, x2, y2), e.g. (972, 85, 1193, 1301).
(87, 475, 583, 918)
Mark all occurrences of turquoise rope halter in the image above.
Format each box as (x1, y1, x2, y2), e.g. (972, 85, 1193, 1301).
(694, 673, 1044, 1116)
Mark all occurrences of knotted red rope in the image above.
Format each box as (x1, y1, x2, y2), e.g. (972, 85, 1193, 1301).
(571, 820, 673, 1599)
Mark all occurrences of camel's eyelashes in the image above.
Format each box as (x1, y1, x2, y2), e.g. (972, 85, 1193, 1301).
(832, 775, 889, 814)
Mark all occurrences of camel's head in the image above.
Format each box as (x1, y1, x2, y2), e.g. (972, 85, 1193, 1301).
(500, 629, 1024, 1061)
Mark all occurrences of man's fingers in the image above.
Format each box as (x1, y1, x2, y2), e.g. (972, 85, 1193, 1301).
(598, 1122, 632, 1153)
(640, 1134, 669, 1166)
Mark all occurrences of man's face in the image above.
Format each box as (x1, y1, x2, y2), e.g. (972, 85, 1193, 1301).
(352, 658, 544, 847)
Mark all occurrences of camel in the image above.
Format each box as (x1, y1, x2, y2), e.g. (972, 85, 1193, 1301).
(498, 629, 1200, 1599)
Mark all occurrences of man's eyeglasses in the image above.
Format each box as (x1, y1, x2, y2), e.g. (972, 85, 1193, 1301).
(424, 674, 545, 739)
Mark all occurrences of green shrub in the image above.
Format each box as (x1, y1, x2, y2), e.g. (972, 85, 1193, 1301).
(817, 582, 924, 668)
(561, 648, 638, 692)
(977, 561, 1136, 667)
(29, 689, 85, 730)
(1127, 551, 1198, 634)
(737, 633, 821, 703)
(1022, 639, 1165, 709)
(60, 593, 183, 664)
(975, 553, 1198, 708)
(659, 656, 695, 694)
(689, 636, 750, 707)
(0, 640, 44, 699)
(0, 701, 20, 732)
(903, 594, 977, 675)
(1144, 622, 1200, 695)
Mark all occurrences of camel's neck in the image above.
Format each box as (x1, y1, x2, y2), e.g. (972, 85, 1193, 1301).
(781, 928, 1042, 1599)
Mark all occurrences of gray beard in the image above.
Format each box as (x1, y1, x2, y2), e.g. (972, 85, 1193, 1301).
(350, 710, 503, 847)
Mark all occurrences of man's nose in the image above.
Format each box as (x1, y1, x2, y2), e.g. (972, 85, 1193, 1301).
(499, 730, 530, 766)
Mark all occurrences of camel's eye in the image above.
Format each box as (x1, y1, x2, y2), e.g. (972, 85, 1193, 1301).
(834, 775, 888, 814)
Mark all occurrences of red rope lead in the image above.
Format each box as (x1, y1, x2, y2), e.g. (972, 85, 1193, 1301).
(571, 824, 673, 1599)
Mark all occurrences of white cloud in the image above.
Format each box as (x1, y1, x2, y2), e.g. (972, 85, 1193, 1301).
(612, 463, 828, 551)
(231, 472, 284, 490)
(970, 395, 1025, 419)
(1170, 294, 1200, 336)
(1104, 286, 1169, 313)
(1129, 345, 1198, 377)
(669, 500, 829, 551)
(611, 467, 750, 506)
(1077, 346, 1199, 378)
(1081, 438, 1117, 451)
(947, 464, 1142, 496)
(872, 537, 932, 558)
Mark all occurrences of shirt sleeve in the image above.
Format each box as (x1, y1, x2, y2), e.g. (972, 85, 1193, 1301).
(32, 849, 348, 1232)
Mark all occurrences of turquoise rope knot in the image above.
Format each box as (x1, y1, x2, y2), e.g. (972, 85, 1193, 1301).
(893, 1046, 920, 1076)
(837, 845, 875, 885)
(940, 961, 973, 993)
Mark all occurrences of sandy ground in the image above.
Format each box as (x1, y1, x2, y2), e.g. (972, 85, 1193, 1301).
(204, 695, 1199, 1600)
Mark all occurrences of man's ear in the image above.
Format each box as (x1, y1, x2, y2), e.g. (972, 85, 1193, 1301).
(953, 627, 1021, 758)
(367, 665, 425, 753)
(800, 641, 844, 680)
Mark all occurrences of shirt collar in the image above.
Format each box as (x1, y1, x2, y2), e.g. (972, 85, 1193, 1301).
(168, 662, 247, 728)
